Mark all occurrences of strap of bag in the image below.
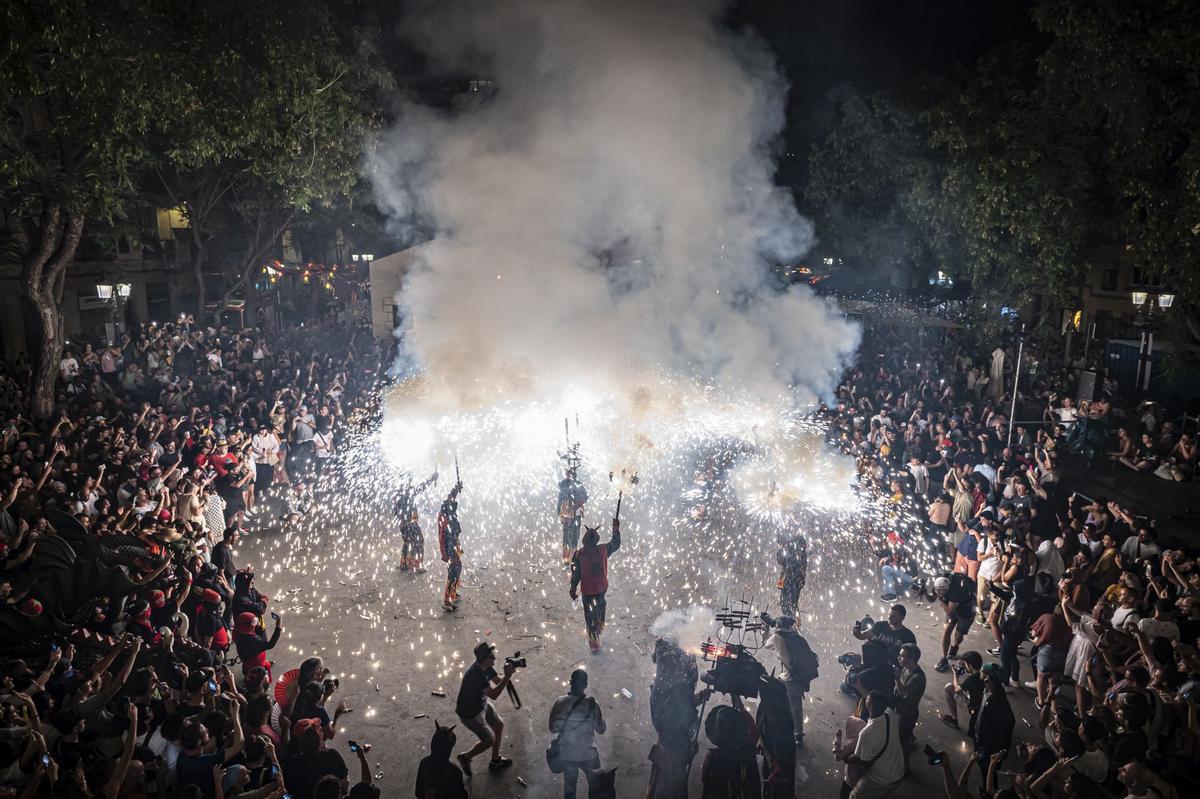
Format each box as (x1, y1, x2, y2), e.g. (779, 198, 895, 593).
(859, 714, 891, 766)
(554, 695, 590, 738)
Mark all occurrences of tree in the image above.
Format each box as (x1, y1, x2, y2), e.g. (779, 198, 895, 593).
(151, 0, 389, 315)
(1032, 0, 1200, 327)
(0, 0, 170, 418)
(805, 89, 960, 291)
(925, 47, 1094, 312)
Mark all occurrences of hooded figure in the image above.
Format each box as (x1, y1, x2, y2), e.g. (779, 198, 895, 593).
(647, 638, 700, 799)
(232, 569, 268, 618)
(414, 720, 468, 799)
(569, 517, 621, 653)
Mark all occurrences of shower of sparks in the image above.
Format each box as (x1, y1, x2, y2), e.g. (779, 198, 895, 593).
(254, 369, 931, 710)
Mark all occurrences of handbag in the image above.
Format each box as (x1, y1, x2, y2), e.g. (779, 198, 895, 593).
(545, 695, 588, 774)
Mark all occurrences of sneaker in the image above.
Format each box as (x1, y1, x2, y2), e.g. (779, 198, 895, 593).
(880, 593, 898, 602)
(457, 753, 472, 776)
(414, 567, 427, 575)
(987, 647, 1001, 657)
(934, 658, 951, 673)
(488, 756, 513, 772)
(443, 603, 458, 613)
(1023, 680, 1039, 690)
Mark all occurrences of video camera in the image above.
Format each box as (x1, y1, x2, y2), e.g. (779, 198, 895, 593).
(505, 653, 527, 670)
(700, 643, 767, 699)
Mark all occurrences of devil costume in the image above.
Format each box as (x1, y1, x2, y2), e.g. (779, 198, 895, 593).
(776, 536, 808, 619)
(396, 472, 437, 572)
(569, 518, 621, 652)
(557, 470, 589, 564)
(437, 482, 464, 610)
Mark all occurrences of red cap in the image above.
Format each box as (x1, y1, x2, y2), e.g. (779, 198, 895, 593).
(19, 598, 43, 616)
(202, 589, 221, 604)
(147, 590, 167, 609)
(292, 718, 322, 738)
(235, 613, 258, 634)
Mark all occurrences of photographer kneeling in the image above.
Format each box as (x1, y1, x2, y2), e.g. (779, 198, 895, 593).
(454, 641, 516, 775)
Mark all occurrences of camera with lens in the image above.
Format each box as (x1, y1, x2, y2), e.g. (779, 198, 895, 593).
(759, 612, 778, 629)
(700, 644, 767, 699)
(505, 653, 527, 670)
(853, 615, 874, 635)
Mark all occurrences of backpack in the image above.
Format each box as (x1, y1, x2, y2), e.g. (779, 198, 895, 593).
(785, 633, 819, 687)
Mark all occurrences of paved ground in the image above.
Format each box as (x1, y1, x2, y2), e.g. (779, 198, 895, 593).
(239, 475, 1047, 799)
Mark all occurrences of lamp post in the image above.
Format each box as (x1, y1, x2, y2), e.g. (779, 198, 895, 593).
(96, 283, 133, 344)
(1130, 290, 1175, 393)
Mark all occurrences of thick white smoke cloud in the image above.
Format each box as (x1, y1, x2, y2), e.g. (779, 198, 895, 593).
(370, 0, 859, 407)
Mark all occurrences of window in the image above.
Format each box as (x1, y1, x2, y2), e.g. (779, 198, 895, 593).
(1101, 266, 1118, 292)
(1130, 267, 1163, 288)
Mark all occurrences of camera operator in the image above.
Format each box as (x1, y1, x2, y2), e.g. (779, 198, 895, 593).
(547, 668, 606, 799)
(854, 605, 916, 665)
(453, 642, 515, 776)
(764, 615, 818, 747)
(932, 574, 977, 673)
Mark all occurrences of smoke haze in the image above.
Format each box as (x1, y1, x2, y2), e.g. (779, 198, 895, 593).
(370, 0, 859, 406)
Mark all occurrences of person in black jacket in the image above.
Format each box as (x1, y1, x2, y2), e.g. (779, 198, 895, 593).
(971, 664, 1014, 779)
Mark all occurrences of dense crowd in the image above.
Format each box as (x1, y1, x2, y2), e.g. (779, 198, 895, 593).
(0, 312, 1198, 799)
(815, 329, 1200, 799)
(0, 314, 385, 798)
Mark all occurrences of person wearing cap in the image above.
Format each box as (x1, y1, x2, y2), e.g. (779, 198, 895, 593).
(970, 664, 1013, 780)
(765, 615, 818, 747)
(548, 668, 606, 799)
(234, 611, 282, 681)
(195, 588, 230, 655)
(453, 641, 516, 775)
(932, 572, 976, 673)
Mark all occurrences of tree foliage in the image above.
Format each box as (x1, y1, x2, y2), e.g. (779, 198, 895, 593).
(151, 0, 390, 309)
(805, 90, 960, 291)
(0, 0, 389, 416)
(805, 0, 1200, 330)
(0, 0, 172, 417)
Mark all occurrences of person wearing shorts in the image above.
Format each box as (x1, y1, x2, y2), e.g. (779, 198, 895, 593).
(1030, 610, 1071, 708)
(933, 573, 976, 673)
(454, 642, 516, 776)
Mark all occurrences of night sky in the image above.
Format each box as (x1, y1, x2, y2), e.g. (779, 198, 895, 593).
(367, 0, 1038, 187)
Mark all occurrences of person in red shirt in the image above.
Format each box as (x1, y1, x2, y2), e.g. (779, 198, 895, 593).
(569, 516, 622, 653)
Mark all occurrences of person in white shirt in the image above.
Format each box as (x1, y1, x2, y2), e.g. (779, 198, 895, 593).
(1119, 527, 1161, 564)
(836, 691, 905, 799)
(1136, 598, 1180, 643)
(59, 352, 80, 382)
(1033, 532, 1065, 579)
(250, 424, 281, 506)
(906, 456, 929, 497)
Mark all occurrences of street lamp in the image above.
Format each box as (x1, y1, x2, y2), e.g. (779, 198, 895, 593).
(1129, 289, 1174, 393)
(95, 283, 132, 344)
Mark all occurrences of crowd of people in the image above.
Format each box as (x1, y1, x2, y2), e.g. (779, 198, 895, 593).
(812, 328, 1200, 799)
(0, 314, 385, 798)
(1, 309, 1198, 799)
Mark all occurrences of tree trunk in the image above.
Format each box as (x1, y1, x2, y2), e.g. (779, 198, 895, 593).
(20, 205, 85, 419)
